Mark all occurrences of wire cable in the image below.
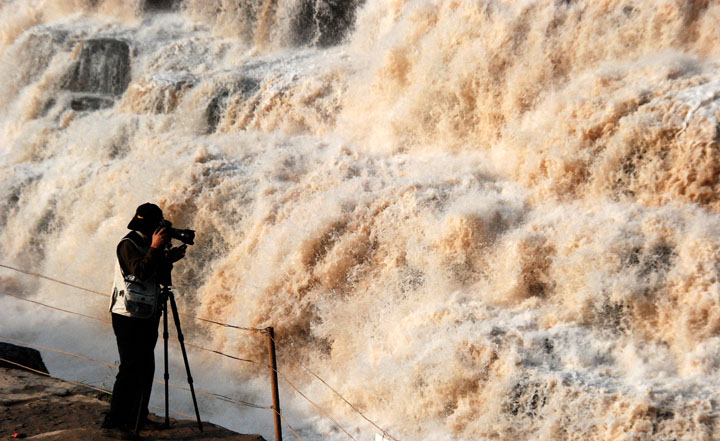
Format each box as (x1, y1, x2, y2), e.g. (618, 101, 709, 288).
(0, 290, 261, 365)
(0, 263, 108, 299)
(275, 407, 307, 441)
(0, 356, 112, 395)
(273, 367, 358, 441)
(0, 334, 117, 370)
(270, 334, 400, 441)
(181, 341, 259, 365)
(177, 312, 265, 333)
(0, 290, 111, 324)
(164, 380, 271, 410)
(0, 262, 265, 332)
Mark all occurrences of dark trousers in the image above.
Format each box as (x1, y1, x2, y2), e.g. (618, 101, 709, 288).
(106, 313, 160, 428)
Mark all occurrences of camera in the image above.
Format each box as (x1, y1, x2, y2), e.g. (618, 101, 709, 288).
(157, 219, 195, 245)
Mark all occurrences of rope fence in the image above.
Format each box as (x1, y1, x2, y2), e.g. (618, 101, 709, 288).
(0, 262, 401, 441)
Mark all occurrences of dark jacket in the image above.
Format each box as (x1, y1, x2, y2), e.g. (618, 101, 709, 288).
(117, 231, 165, 282)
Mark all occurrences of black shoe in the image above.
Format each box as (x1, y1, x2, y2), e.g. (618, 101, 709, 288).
(101, 413, 115, 429)
(140, 416, 167, 430)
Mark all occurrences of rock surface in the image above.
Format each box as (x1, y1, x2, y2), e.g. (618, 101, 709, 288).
(70, 95, 116, 111)
(143, 0, 179, 11)
(0, 343, 48, 374)
(64, 38, 132, 96)
(292, 0, 363, 47)
(0, 367, 265, 441)
(205, 77, 260, 133)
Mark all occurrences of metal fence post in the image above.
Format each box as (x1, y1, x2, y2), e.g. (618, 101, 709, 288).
(266, 327, 283, 441)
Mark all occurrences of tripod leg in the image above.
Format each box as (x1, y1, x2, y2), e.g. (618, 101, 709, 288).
(134, 391, 144, 436)
(163, 295, 170, 428)
(168, 292, 204, 432)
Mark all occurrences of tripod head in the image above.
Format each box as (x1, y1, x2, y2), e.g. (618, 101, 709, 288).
(159, 284, 172, 304)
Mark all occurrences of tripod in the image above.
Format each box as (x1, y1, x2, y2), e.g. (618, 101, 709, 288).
(157, 285, 203, 432)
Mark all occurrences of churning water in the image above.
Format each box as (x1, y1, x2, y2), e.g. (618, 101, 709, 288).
(1, 0, 720, 440)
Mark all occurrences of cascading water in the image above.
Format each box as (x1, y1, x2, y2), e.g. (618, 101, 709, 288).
(2, 0, 720, 440)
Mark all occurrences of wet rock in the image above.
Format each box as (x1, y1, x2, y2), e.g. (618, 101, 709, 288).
(0, 343, 49, 374)
(292, 0, 363, 47)
(64, 38, 132, 96)
(143, 0, 180, 11)
(504, 379, 550, 419)
(206, 91, 229, 133)
(37, 98, 57, 118)
(69, 95, 115, 112)
(206, 77, 260, 133)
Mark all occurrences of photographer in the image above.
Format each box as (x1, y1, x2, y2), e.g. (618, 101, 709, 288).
(102, 203, 185, 438)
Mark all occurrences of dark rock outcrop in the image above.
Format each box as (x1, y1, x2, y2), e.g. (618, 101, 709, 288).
(0, 342, 49, 374)
(64, 38, 132, 96)
(292, 0, 363, 47)
(206, 77, 260, 133)
(143, 0, 181, 11)
(206, 91, 230, 133)
(70, 95, 115, 111)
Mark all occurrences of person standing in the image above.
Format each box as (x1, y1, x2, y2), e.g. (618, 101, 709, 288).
(102, 203, 185, 438)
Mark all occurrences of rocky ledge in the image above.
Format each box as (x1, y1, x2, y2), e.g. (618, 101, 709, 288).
(0, 361, 264, 440)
